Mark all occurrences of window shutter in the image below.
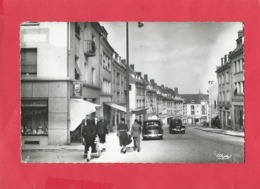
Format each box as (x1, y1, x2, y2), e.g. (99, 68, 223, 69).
(21, 48, 37, 74)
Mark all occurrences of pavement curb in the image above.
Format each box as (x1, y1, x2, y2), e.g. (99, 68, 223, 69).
(194, 127, 244, 138)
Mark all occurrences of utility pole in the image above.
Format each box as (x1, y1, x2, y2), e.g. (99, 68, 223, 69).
(126, 22, 130, 129)
(125, 22, 143, 129)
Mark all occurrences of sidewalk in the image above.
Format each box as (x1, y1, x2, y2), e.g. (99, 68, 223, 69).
(195, 126, 245, 138)
(22, 131, 119, 151)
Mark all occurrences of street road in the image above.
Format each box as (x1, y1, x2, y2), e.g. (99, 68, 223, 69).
(22, 125, 244, 163)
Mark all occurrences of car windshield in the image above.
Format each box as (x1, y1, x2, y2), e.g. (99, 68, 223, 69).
(172, 119, 182, 124)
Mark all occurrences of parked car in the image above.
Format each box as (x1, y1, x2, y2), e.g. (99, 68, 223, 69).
(169, 118, 185, 134)
(142, 120, 163, 140)
(202, 116, 221, 128)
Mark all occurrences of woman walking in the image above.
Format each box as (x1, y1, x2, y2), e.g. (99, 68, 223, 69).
(117, 118, 130, 154)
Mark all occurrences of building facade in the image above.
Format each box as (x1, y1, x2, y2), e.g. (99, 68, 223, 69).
(129, 65, 147, 125)
(108, 53, 127, 129)
(216, 55, 232, 129)
(216, 29, 244, 131)
(230, 30, 244, 131)
(21, 22, 104, 148)
(180, 94, 209, 124)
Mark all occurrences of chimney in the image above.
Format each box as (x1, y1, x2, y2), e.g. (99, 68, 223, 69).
(221, 57, 224, 66)
(238, 30, 244, 38)
(136, 72, 142, 77)
(130, 64, 134, 71)
(150, 79, 155, 86)
(144, 74, 148, 82)
(224, 55, 228, 63)
(121, 59, 126, 65)
(174, 87, 178, 94)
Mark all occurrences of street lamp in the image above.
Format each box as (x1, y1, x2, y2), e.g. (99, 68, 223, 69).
(208, 80, 214, 128)
(126, 22, 143, 129)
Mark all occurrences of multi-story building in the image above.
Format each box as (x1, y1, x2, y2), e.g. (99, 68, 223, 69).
(173, 88, 184, 121)
(216, 29, 244, 131)
(180, 93, 209, 124)
(155, 84, 163, 119)
(20, 22, 102, 147)
(129, 65, 147, 125)
(144, 77, 157, 119)
(208, 81, 219, 127)
(216, 55, 232, 129)
(230, 30, 244, 131)
(98, 26, 114, 128)
(107, 53, 127, 129)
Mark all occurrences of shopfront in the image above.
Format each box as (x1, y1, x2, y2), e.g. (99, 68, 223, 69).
(21, 98, 49, 146)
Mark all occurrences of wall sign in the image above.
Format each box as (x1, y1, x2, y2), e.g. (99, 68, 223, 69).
(73, 82, 82, 97)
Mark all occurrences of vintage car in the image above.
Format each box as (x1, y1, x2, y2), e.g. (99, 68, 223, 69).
(169, 118, 186, 134)
(142, 120, 163, 140)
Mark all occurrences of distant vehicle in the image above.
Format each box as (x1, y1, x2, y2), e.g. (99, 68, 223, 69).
(142, 120, 163, 140)
(169, 118, 186, 134)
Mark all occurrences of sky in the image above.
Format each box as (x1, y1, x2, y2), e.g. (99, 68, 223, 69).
(100, 22, 243, 94)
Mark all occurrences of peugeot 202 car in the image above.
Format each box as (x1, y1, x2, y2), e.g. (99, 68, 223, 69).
(169, 118, 186, 134)
(142, 120, 163, 140)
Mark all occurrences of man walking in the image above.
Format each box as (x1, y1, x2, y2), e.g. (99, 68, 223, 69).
(82, 115, 96, 162)
(131, 119, 142, 152)
(96, 117, 108, 152)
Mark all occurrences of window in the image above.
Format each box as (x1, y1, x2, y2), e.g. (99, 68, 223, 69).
(91, 67, 96, 84)
(74, 56, 82, 80)
(201, 105, 206, 115)
(102, 79, 111, 94)
(226, 72, 229, 83)
(226, 91, 230, 102)
(191, 105, 195, 115)
(21, 48, 37, 75)
(21, 99, 48, 136)
(75, 23, 81, 38)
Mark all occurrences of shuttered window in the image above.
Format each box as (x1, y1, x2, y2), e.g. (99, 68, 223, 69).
(21, 48, 37, 74)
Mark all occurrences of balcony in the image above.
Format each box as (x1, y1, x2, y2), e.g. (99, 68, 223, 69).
(84, 40, 96, 57)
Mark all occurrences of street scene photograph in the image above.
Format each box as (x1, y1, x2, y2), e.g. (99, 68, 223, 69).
(20, 22, 244, 163)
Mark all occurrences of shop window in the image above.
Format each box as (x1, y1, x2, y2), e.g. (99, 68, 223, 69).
(21, 99, 48, 136)
(21, 48, 37, 75)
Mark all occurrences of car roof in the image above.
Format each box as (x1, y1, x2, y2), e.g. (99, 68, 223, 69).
(144, 120, 160, 122)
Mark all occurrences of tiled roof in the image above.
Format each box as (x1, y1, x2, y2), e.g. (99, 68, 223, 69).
(180, 93, 208, 104)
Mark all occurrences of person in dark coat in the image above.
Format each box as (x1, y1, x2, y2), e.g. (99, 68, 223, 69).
(117, 118, 130, 153)
(82, 115, 96, 161)
(96, 117, 108, 152)
(131, 119, 142, 152)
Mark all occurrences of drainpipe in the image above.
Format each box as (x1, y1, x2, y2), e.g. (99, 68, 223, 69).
(67, 22, 71, 144)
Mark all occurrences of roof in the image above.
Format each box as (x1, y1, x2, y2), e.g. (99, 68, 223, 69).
(180, 93, 208, 104)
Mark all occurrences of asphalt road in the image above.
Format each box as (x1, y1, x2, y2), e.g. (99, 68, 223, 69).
(22, 125, 244, 163)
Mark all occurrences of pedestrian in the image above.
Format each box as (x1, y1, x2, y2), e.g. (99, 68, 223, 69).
(82, 115, 96, 162)
(96, 117, 108, 152)
(131, 119, 142, 152)
(117, 118, 131, 154)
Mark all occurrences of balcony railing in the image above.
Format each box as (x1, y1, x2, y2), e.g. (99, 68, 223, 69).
(84, 40, 96, 57)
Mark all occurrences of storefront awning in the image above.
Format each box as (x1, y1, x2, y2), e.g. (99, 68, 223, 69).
(70, 99, 101, 131)
(105, 103, 126, 112)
